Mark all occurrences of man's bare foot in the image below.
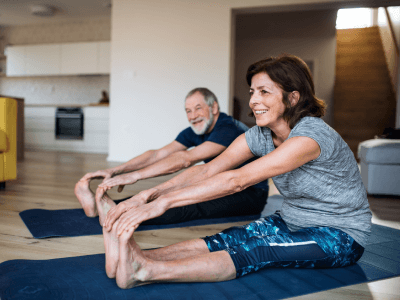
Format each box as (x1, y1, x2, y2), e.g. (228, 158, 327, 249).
(103, 221, 120, 278)
(74, 178, 98, 217)
(95, 188, 116, 226)
(115, 229, 153, 289)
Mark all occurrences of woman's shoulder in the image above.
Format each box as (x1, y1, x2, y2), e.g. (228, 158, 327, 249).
(293, 116, 325, 128)
(291, 117, 334, 136)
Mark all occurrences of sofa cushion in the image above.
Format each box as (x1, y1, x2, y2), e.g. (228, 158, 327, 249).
(358, 139, 400, 164)
(0, 130, 6, 152)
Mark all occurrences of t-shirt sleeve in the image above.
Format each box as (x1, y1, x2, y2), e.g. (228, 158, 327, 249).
(175, 127, 196, 148)
(206, 123, 242, 147)
(289, 118, 336, 161)
(245, 126, 267, 157)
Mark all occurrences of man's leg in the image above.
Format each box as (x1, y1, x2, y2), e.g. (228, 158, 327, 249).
(140, 187, 269, 226)
(95, 188, 117, 226)
(115, 228, 236, 289)
(74, 178, 98, 217)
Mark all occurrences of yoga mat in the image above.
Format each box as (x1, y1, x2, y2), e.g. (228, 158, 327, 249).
(19, 195, 282, 239)
(19, 209, 262, 239)
(1, 224, 399, 300)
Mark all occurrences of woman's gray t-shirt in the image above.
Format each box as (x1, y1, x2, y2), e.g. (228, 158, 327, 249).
(245, 117, 372, 247)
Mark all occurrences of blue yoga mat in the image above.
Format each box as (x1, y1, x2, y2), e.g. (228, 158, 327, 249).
(19, 194, 283, 239)
(1, 224, 399, 300)
(19, 208, 261, 239)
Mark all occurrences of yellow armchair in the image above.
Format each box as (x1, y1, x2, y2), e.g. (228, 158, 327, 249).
(0, 97, 17, 189)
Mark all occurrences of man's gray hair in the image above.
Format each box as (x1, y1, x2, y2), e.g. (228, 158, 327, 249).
(185, 87, 220, 111)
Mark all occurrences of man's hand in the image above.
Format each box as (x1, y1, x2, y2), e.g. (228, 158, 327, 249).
(81, 169, 115, 181)
(98, 172, 141, 193)
(115, 199, 168, 236)
(103, 193, 148, 231)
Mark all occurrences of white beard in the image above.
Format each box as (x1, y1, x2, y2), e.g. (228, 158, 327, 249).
(190, 109, 214, 135)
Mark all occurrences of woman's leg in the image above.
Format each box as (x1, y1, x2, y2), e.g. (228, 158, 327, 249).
(226, 226, 364, 278)
(204, 213, 289, 252)
(104, 222, 211, 278)
(113, 213, 288, 288)
(115, 228, 236, 289)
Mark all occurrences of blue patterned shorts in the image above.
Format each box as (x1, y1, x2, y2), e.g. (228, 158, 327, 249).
(203, 213, 364, 278)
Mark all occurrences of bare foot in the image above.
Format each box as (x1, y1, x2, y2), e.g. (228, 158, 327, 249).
(103, 220, 120, 278)
(95, 188, 116, 226)
(115, 229, 152, 289)
(74, 178, 97, 217)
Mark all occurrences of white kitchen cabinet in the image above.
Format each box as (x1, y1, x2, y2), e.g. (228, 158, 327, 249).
(61, 43, 98, 75)
(97, 42, 111, 74)
(6, 42, 110, 77)
(25, 44, 61, 75)
(6, 46, 26, 76)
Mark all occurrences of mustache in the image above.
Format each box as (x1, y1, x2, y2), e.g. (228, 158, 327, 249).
(190, 117, 205, 124)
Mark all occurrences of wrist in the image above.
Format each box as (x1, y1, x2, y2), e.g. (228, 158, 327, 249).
(109, 167, 121, 176)
(137, 189, 152, 204)
(157, 195, 171, 211)
(132, 171, 142, 182)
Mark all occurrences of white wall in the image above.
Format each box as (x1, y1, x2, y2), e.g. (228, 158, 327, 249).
(234, 10, 337, 126)
(108, 0, 231, 161)
(109, 0, 399, 162)
(386, 6, 400, 127)
(377, 6, 400, 128)
(378, 8, 398, 94)
(387, 6, 400, 47)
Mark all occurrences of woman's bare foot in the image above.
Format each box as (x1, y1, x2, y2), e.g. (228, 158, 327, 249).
(115, 229, 153, 289)
(74, 178, 98, 217)
(95, 188, 116, 226)
(103, 220, 120, 278)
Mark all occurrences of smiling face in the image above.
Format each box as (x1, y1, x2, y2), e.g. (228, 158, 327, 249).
(249, 72, 288, 131)
(185, 91, 215, 135)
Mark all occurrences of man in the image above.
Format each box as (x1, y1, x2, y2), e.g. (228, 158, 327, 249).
(75, 87, 269, 226)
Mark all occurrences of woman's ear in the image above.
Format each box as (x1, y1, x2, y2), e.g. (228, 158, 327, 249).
(289, 91, 300, 106)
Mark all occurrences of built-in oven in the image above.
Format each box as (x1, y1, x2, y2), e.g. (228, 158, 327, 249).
(55, 107, 84, 140)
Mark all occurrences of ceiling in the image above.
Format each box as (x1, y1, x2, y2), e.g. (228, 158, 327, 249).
(0, 0, 112, 27)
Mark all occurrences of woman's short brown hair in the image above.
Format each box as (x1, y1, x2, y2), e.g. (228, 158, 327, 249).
(246, 54, 326, 129)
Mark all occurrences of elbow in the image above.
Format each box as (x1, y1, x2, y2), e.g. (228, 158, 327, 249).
(228, 172, 246, 194)
(182, 158, 193, 169)
(177, 152, 195, 169)
(170, 151, 194, 170)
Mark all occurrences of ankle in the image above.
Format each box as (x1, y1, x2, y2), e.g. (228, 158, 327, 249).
(135, 258, 153, 282)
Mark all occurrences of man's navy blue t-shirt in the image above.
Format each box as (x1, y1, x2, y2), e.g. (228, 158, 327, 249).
(175, 112, 269, 191)
(176, 113, 245, 163)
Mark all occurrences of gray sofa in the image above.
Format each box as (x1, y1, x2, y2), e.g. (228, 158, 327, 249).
(358, 139, 400, 196)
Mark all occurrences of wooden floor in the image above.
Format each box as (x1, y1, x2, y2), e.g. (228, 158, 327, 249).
(1, 150, 400, 299)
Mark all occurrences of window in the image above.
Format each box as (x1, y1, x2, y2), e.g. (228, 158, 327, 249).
(336, 8, 374, 29)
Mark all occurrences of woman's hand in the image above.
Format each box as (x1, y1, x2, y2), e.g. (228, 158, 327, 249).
(103, 193, 148, 231)
(98, 172, 141, 193)
(115, 199, 168, 236)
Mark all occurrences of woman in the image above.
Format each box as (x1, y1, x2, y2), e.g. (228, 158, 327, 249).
(101, 54, 372, 289)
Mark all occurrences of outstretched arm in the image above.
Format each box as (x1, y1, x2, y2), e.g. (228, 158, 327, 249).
(80, 140, 186, 183)
(98, 141, 227, 192)
(114, 136, 321, 235)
